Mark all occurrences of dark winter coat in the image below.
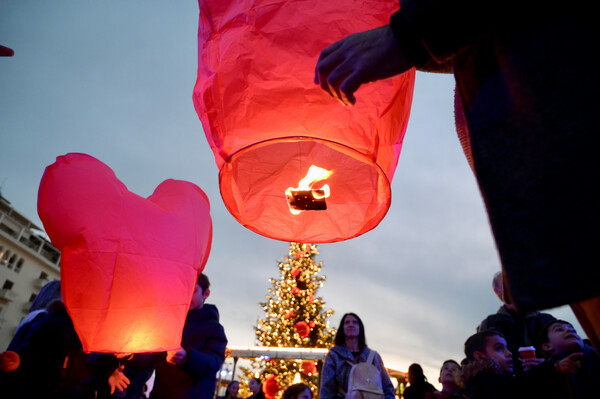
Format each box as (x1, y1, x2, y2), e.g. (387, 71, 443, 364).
(6, 301, 96, 398)
(478, 305, 555, 374)
(544, 343, 600, 399)
(150, 303, 227, 399)
(404, 380, 436, 399)
(249, 390, 266, 399)
(319, 345, 395, 399)
(391, 1, 600, 310)
(459, 358, 556, 399)
(93, 352, 154, 399)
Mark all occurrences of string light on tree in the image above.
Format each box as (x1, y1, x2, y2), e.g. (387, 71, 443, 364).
(241, 243, 336, 398)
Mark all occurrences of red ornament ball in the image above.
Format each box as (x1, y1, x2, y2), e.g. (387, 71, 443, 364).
(292, 286, 300, 295)
(264, 375, 280, 399)
(302, 360, 316, 375)
(285, 310, 294, 319)
(295, 321, 310, 338)
(309, 321, 315, 328)
(291, 267, 300, 277)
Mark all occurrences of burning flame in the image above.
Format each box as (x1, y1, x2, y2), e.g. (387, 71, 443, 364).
(285, 165, 333, 215)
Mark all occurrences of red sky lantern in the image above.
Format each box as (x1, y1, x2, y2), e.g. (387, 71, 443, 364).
(37, 153, 212, 353)
(193, 0, 415, 243)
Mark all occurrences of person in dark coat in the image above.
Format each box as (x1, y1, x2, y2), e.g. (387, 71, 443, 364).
(403, 363, 435, 399)
(1, 279, 63, 397)
(313, 0, 600, 349)
(149, 273, 227, 399)
(458, 330, 573, 399)
(477, 272, 555, 375)
(8, 279, 62, 351)
(3, 299, 129, 398)
(425, 360, 466, 399)
(248, 377, 266, 399)
(535, 320, 600, 398)
(94, 352, 154, 399)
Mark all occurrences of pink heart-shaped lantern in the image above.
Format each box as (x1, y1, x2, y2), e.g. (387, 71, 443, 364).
(37, 153, 212, 353)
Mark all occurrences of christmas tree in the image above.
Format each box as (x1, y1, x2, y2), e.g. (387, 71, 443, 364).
(242, 242, 336, 398)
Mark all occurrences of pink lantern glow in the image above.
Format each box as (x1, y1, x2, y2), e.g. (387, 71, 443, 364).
(194, 0, 415, 243)
(37, 153, 212, 353)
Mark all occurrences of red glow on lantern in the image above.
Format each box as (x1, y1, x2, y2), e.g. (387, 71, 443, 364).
(37, 153, 212, 353)
(194, 0, 415, 243)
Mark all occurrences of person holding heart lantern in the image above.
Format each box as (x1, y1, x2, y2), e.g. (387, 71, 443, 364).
(149, 273, 227, 399)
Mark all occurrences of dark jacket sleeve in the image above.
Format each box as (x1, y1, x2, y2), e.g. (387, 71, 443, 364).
(394, 0, 503, 63)
(180, 324, 227, 379)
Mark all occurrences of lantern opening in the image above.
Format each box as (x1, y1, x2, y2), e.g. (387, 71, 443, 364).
(285, 166, 332, 214)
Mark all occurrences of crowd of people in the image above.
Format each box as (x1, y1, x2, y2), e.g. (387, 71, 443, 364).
(0, 274, 227, 399)
(2, 271, 598, 399)
(318, 276, 599, 399)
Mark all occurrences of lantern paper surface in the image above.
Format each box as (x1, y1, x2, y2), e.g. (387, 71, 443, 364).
(194, 0, 415, 243)
(37, 153, 212, 353)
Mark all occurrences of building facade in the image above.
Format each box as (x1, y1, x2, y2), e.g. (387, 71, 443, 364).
(0, 195, 60, 350)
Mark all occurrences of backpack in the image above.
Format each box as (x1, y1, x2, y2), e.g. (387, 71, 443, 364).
(345, 350, 385, 399)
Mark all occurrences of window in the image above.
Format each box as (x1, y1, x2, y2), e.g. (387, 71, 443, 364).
(7, 254, 17, 270)
(2, 280, 14, 290)
(15, 258, 23, 273)
(39, 272, 48, 280)
(29, 293, 37, 302)
(0, 249, 9, 266)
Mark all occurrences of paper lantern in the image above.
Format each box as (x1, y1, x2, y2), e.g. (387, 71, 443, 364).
(0, 44, 14, 57)
(194, 0, 415, 243)
(37, 153, 212, 353)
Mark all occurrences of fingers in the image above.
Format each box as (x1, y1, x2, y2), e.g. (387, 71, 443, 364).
(556, 352, 584, 374)
(314, 40, 343, 85)
(566, 352, 584, 361)
(315, 58, 358, 106)
(314, 39, 359, 105)
(340, 71, 363, 105)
